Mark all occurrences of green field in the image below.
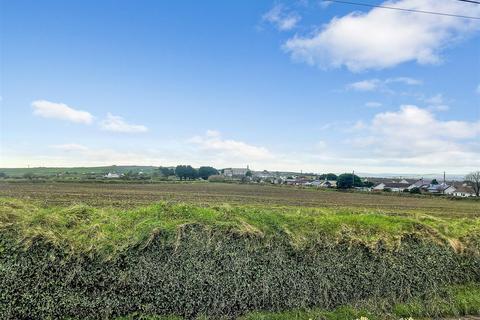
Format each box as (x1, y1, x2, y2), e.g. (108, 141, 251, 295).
(0, 165, 158, 176)
(0, 182, 478, 217)
(0, 182, 479, 319)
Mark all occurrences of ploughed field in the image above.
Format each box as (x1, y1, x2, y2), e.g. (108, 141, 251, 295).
(0, 181, 478, 217)
(0, 182, 479, 319)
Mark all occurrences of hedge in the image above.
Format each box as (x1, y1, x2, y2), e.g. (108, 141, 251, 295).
(0, 200, 479, 319)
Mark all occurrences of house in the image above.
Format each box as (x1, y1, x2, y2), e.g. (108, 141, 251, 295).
(452, 184, 476, 197)
(373, 182, 410, 192)
(427, 183, 456, 195)
(285, 178, 310, 186)
(320, 180, 337, 188)
(104, 172, 121, 179)
(407, 179, 432, 190)
(223, 168, 249, 177)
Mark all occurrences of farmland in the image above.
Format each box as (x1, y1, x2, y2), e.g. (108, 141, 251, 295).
(0, 182, 479, 319)
(0, 181, 478, 217)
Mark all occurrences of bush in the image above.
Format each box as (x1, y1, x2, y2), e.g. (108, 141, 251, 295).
(410, 187, 421, 194)
(208, 175, 225, 182)
(1, 201, 479, 319)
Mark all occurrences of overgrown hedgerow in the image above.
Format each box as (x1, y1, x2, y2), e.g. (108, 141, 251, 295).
(0, 198, 479, 319)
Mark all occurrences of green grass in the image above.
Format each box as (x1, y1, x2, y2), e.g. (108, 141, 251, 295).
(1, 197, 479, 258)
(0, 165, 158, 177)
(2, 198, 479, 319)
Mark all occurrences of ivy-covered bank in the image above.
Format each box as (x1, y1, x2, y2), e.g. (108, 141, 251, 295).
(0, 199, 479, 319)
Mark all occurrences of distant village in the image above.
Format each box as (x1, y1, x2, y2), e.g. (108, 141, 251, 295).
(100, 166, 479, 198)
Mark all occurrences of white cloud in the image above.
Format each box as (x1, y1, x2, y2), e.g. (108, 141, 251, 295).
(283, 0, 480, 71)
(365, 101, 382, 108)
(32, 100, 94, 124)
(100, 113, 148, 133)
(347, 77, 421, 91)
(346, 105, 480, 169)
(189, 130, 273, 160)
(263, 4, 301, 31)
(423, 93, 450, 111)
(385, 77, 423, 85)
(348, 79, 381, 91)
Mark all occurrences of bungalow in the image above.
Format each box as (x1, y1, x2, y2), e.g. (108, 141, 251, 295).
(407, 179, 432, 190)
(321, 180, 337, 188)
(373, 182, 410, 192)
(104, 172, 121, 179)
(452, 184, 476, 197)
(427, 183, 456, 195)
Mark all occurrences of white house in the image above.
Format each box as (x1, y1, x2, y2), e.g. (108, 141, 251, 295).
(104, 172, 121, 179)
(452, 184, 476, 197)
(373, 182, 409, 192)
(427, 183, 456, 195)
(321, 180, 337, 188)
(407, 179, 432, 190)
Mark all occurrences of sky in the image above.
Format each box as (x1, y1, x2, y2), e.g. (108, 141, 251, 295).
(0, 0, 479, 174)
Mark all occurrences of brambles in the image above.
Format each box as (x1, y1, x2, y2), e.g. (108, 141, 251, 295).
(1, 199, 479, 319)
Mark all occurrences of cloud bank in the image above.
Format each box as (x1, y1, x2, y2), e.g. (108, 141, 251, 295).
(284, 0, 480, 71)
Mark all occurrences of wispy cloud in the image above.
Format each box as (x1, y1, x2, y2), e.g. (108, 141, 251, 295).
(263, 4, 301, 31)
(100, 113, 148, 133)
(348, 77, 421, 92)
(347, 79, 382, 91)
(32, 100, 94, 124)
(283, 0, 480, 71)
(422, 93, 450, 111)
(385, 77, 423, 85)
(189, 130, 273, 160)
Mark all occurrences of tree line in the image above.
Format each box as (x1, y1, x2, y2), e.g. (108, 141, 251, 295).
(159, 166, 219, 181)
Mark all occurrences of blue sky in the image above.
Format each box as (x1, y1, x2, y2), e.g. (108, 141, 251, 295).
(1, 0, 479, 174)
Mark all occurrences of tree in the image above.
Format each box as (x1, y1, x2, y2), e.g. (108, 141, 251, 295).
(409, 187, 421, 194)
(23, 172, 36, 180)
(363, 181, 374, 188)
(431, 179, 439, 185)
(198, 166, 218, 180)
(337, 173, 363, 189)
(175, 165, 197, 180)
(158, 167, 174, 177)
(0, 172, 7, 178)
(465, 171, 480, 197)
(319, 173, 338, 181)
(245, 170, 253, 177)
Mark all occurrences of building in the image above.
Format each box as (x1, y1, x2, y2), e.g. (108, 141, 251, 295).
(407, 179, 432, 190)
(452, 184, 475, 197)
(426, 183, 456, 195)
(223, 168, 249, 177)
(104, 172, 121, 179)
(373, 182, 410, 192)
(316, 180, 337, 188)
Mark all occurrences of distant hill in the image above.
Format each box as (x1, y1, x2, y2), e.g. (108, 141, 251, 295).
(0, 166, 158, 177)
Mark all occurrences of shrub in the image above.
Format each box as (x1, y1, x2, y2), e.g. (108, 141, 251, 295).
(208, 175, 225, 182)
(409, 187, 421, 194)
(1, 200, 479, 319)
